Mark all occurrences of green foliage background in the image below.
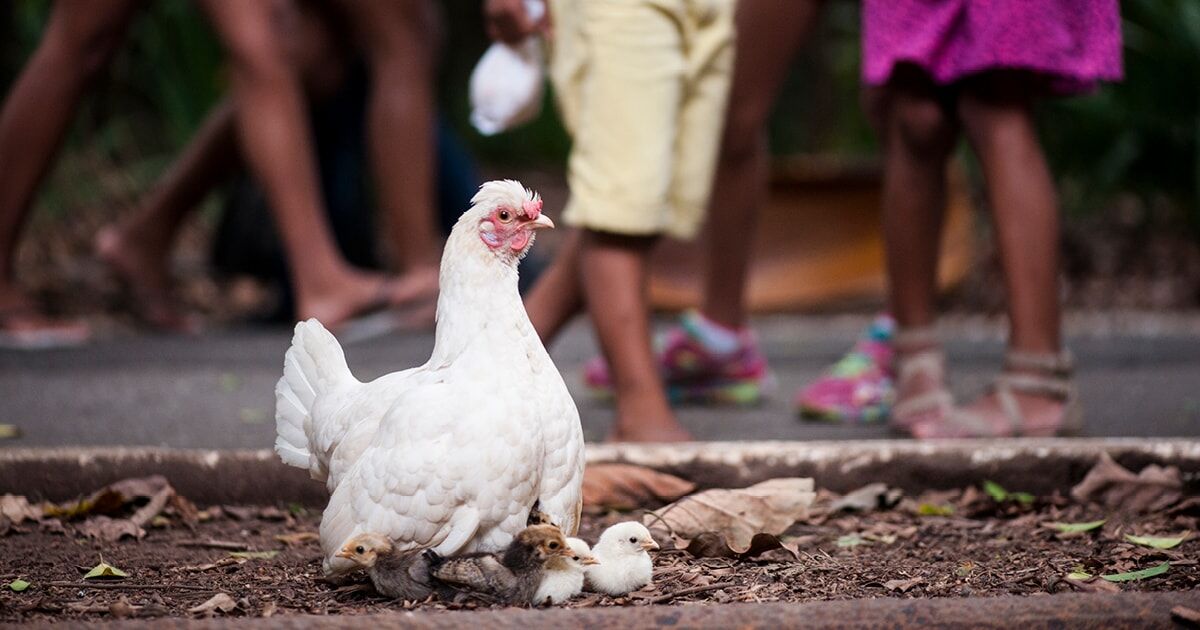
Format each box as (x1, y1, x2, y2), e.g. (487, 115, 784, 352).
(1, 0, 1196, 231)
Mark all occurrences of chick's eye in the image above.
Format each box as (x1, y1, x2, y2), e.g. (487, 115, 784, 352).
(498, 209, 512, 222)
(355, 546, 365, 554)
(548, 541, 559, 549)
(629, 537, 638, 544)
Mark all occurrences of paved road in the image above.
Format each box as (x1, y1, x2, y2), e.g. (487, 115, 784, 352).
(2, 315, 1198, 448)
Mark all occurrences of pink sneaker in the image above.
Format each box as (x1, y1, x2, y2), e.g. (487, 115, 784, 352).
(583, 310, 774, 405)
(795, 314, 896, 423)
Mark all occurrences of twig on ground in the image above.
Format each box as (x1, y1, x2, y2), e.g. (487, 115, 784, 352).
(645, 581, 737, 605)
(47, 581, 216, 592)
(175, 539, 249, 551)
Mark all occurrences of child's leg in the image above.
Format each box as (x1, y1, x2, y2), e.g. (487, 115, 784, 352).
(876, 67, 960, 429)
(953, 72, 1069, 432)
(95, 99, 238, 331)
(581, 230, 690, 442)
(0, 0, 139, 339)
(524, 229, 586, 344)
(701, 0, 820, 329)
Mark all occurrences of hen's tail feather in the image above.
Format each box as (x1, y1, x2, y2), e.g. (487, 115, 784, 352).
(274, 319, 356, 477)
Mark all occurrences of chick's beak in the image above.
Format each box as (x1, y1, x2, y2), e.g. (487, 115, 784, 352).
(528, 213, 555, 230)
(335, 549, 353, 559)
(581, 556, 601, 566)
(641, 539, 660, 551)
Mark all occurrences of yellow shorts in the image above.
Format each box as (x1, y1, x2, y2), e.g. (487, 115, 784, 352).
(549, 0, 736, 240)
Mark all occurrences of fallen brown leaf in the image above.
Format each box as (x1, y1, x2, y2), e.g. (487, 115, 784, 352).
(77, 516, 143, 542)
(274, 531, 319, 546)
(830, 483, 903, 513)
(1070, 452, 1181, 513)
(583, 464, 695, 512)
(883, 577, 924, 592)
(644, 478, 815, 559)
(189, 593, 238, 616)
(1171, 606, 1200, 625)
(1, 494, 42, 524)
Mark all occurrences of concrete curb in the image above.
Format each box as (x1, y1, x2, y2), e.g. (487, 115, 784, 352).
(95, 591, 1200, 629)
(2, 438, 1198, 504)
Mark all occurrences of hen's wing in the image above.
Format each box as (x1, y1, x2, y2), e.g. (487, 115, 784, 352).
(320, 380, 543, 573)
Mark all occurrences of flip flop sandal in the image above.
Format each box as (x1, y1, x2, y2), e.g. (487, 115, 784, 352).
(0, 306, 92, 350)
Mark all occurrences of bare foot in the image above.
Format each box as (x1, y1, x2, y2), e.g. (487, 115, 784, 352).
(606, 392, 694, 443)
(94, 226, 199, 334)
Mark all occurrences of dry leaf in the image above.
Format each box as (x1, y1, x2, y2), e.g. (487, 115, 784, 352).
(1171, 606, 1200, 625)
(109, 596, 137, 619)
(183, 557, 247, 573)
(274, 532, 319, 546)
(644, 478, 815, 559)
(831, 483, 902, 513)
(1070, 452, 1181, 513)
(1, 495, 42, 524)
(78, 516, 143, 542)
(884, 577, 924, 592)
(583, 464, 695, 512)
(189, 593, 238, 616)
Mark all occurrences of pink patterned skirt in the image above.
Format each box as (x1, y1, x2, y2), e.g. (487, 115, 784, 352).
(863, 0, 1124, 94)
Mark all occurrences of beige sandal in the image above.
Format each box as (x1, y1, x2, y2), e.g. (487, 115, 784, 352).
(889, 327, 955, 434)
(910, 349, 1082, 439)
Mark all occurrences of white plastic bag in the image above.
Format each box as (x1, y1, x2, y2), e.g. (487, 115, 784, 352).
(469, 0, 546, 136)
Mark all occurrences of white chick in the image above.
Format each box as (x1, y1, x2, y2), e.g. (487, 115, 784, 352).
(534, 537, 598, 605)
(585, 522, 658, 596)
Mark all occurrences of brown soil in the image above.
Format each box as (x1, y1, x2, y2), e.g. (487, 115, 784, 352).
(1, 490, 1196, 623)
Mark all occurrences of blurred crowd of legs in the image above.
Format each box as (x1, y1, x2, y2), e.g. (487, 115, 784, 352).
(0, 0, 1123, 441)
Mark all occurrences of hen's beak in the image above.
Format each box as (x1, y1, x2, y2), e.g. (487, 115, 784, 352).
(528, 213, 555, 230)
(641, 539, 660, 551)
(581, 556, 601, 566)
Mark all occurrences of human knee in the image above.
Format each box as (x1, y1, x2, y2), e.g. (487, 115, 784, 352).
(891, 96, 956, 159)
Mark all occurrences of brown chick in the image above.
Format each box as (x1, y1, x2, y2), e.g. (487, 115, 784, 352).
(424, 524, 572, 605)
(527, 500, 556, 527)
(335, 533, 434, 600)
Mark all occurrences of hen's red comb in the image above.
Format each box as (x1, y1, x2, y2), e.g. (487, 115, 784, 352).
(523, 198, 542, 219)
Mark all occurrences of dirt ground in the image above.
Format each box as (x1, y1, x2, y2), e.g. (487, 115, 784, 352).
(1, 488, 1196, 623)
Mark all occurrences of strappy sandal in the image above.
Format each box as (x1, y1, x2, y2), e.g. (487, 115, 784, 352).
(911, 349, 1082, 439)
(889, 327, 955, 434)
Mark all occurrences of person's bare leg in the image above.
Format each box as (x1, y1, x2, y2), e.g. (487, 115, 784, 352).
(0, 0, 138, 337)
(525, 229, 586, 344)
(876, 68, 960, 427)
(957, 73, 1065, 427)
(331, 0, 440, 320)
(95, 99, 238, 331)
(200, 0, 401, 328)
(581, 231, 691, 442)
(702, 0, 820, 328)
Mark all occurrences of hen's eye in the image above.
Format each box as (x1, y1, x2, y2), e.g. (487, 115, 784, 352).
(355, 545, 365, 554)
(629, 537, 637, 544)
(498, 210, 512, 222)
(548, 541, 560, 549)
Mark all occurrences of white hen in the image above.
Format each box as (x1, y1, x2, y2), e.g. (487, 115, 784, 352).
(534, 537, 597, 605)
(273, 180, 586, 576)
(586, 522, 658, 595)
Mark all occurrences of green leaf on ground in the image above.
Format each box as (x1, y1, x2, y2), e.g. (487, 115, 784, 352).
(983, 481, 1035, 504)
(8, 579, 30, 592)
(1125, 533, 1189, 549)
(917, 503, 954, 516)
(836, 534, 869, 548)
(1101, 562, 1170, 582)
(0, 424, 20, 440)
(1047, 519, 1106, 534)
(1067, 570, 1093, 580)
(229, 551, 278, 560)
(84, 561, 128, 580)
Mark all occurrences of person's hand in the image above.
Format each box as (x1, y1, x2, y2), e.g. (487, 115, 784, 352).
(484, 0, 549, 44)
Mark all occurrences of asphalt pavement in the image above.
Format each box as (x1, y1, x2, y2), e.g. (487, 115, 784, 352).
(2, 314, 1198, 448)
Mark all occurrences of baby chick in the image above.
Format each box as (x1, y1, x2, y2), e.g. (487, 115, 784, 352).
(533, 537, 599, 605)
(425, 524, 572, 605)
(335, 533, 434, 600)
(585, 522, 658, 596)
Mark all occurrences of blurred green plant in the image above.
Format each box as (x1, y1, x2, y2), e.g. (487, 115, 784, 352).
(1039, 0, 1200, 231)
